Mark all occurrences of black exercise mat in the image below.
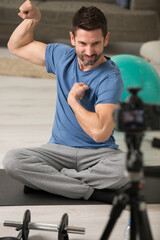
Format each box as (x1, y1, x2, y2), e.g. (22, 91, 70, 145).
(0, 168, 160, 206)
(0, 169, 102, 206)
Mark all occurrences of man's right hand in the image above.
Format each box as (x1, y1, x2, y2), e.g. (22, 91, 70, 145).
(18, 0, 41, 22)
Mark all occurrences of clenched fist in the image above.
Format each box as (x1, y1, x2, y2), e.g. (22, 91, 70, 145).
(18, 0, 41, 22)
(68, 82, 89, 106)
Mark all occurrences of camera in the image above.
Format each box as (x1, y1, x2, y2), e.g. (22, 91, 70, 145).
(113, 87, 160, 132)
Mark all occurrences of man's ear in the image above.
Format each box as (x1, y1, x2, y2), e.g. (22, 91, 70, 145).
(104, 32, 110, 47)
(70, 31, 75, 46)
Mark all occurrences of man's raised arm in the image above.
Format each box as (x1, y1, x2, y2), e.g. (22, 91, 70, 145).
(8, 0, 47, 66)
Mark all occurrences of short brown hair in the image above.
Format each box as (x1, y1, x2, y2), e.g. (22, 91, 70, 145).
(71, 6, 108, 38)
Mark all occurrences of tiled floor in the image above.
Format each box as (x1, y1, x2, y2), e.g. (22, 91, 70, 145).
(0, 47, 160, 239)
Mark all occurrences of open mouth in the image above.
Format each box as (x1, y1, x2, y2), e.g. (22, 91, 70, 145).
(83, 55, 96, 61)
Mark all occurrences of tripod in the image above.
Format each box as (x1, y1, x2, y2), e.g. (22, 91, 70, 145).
(100, 132, 153, 240)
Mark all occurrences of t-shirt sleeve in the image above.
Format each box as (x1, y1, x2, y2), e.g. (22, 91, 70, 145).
(95, 73, 124, 106)
(45, 44, 57, 74)
(45, 43, 67, 75)
(45, 43, 73, 75)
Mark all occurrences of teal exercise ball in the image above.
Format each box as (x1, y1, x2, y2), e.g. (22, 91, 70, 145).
(111, 54, 160, 104)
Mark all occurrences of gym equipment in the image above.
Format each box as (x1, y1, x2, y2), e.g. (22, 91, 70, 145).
(111, 54, 160, 104)
(3, 209, 85, 240)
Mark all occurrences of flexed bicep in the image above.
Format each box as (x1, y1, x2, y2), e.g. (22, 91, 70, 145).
(8, 0, 46, 66)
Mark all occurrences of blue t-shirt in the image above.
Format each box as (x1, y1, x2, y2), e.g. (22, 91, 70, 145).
(45, 43, 124, 149)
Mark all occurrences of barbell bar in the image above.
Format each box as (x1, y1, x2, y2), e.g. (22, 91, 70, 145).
(4, 220, 85, 234)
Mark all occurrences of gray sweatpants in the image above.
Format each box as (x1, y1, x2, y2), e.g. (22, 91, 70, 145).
(3, 143, 128, 200)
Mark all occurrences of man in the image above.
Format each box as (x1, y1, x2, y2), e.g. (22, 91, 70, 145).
(3, 0, 128, 203)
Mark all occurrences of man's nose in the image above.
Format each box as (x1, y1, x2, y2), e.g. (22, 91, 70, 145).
(85, 45, 94, 56)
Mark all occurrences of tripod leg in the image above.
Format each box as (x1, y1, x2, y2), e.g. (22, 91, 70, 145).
(100, 193, 129, 240)
(137, 203, 153, 240)
(130, 203, 139, 240)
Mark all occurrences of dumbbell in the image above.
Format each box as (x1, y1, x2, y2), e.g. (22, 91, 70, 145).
(4, 209, 85, 240)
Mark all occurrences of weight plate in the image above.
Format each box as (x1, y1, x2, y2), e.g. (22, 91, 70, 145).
(58, 213, 69, 240)
(22, 210, 31, 240)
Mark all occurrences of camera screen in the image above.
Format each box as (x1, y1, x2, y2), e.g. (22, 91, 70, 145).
(123, 110, 144, 129)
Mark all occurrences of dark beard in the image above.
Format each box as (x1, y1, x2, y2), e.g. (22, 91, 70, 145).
(78, 52, 103, 66)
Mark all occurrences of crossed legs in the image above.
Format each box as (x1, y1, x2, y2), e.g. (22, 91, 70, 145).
(3, 143, 128, 200)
